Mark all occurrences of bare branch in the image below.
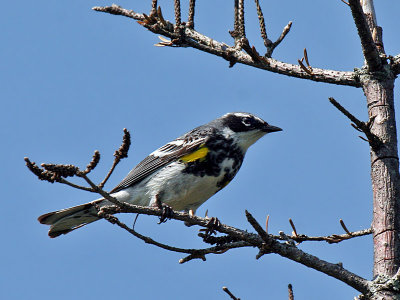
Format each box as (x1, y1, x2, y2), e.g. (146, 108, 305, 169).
(328, 97, 382, 150)
(289, 227, 372, 244)
(93, 4, 142, 19)
(288, 284, 294, 300)
(97, 206, 248, 263)
(92, 5, 360, 87)
(231, 0, 240, 47)
(150, 0, 157, 16)
(244, 211, 370, 294)
(238, 0, 245, 38)
(174, 0, 181, 27)
(99, 128, 131, 188)
(289, 218, 298, 237)
(254, 0, 271, 49)
(223, 286, 241, 300)
(187, 0, 195, 28)
(265, 21, 292, 57)
(298, 48, 314, 75)
(57, 178, 95, 192)
(340, 219, 352, 235)
(348, 0, 382, 72)
(83, 150, 100, 174)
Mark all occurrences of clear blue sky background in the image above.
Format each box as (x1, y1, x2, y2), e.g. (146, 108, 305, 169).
(2, 1, 400, 299)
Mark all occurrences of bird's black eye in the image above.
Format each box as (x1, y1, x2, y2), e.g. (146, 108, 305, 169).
(242, 117, 252, 127)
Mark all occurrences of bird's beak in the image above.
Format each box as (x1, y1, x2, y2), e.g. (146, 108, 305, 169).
(263, 124, 282, 133)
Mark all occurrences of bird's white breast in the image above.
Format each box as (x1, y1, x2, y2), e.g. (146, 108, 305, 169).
(112, 159, 235, 213)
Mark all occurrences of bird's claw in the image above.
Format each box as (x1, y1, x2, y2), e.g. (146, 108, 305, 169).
(158, 203, 173, 224)
(199, 217, 221, 237)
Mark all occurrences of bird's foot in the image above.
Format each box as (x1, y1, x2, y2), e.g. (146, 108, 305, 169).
(199, 217, 221, 237)
(158, 203, 174, 224)
(152, 194, 174, 224)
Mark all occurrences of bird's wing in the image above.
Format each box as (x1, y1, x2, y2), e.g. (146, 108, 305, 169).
(110, 129, 211, 193)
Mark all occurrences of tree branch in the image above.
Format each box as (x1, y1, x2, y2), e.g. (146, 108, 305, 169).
(99, 128, 130, 188)
(187, 0, 195, 28)
(105, 203, 371, 294)
(150, 0, 157, 16)
(254, 0, 271, 49)
(348, 0, 382, 72)
(265, 21, 292, 58)
(329, 97, 382, 150)
(174, 0, 181, 28)
(92, 5, 361, 87)
(97, 207, 250, 263)
(244, 212, 370, 295)
(288, 284, 294, 300)
(223, 286, 241, 300)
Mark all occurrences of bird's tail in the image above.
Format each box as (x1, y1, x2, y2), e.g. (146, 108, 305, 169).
(38, 199, 104, 238)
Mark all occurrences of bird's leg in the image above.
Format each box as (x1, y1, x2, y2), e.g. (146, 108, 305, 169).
(184, 209, 195, 227)
(152, 194, 174, 224)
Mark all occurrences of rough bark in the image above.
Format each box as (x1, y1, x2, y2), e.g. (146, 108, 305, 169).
(364, 77, 399, 277)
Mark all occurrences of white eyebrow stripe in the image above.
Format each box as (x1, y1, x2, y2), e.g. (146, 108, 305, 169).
(231, 112, 251, 118)
(230, 112, 265, 123)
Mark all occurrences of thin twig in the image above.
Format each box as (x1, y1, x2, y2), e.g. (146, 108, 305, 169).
(265, 215, 270, 234)
(298, 48, 313, 75)
(341, 0, 350, 6)
(287, 228, 372, 244)
(340, 219, 352, 235)
(289, 218, 298, 237)
(245, 210, 271, 243)
(174, 0, 181, 27)
(187, 0, 195, 28)
(328, 97, 381, 149)
(244, 211, 370, 294)
(254, 0, 271, 49)
(223, 286, 241, 300)
(231, 0, 240, 48)
(238, 0, 245, 38)
(58, 178, 95, 192)
(83, 150, 100, 174)
(288, 284, 294, 300)
(156, 7, 167, 26)
(265, 21, 292, 57)
(99, 128, 130, 188)
(347, 0, 382, 72)
(150, 0, 157, 16)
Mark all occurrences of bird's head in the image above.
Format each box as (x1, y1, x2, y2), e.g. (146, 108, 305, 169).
(218, 112, 282, 151)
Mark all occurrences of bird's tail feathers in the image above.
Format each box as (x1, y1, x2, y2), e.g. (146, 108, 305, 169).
(38, 199, 104, 238)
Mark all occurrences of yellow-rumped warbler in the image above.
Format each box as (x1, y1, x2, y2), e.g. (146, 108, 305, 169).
(38, 112, 282, 237)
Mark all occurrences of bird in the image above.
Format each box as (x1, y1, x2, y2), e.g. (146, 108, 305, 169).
(38, 112, 282, 238)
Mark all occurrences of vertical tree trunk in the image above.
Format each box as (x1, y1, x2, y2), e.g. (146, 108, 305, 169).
(361, 0, 400, 282)
(364, 76, 400, 299)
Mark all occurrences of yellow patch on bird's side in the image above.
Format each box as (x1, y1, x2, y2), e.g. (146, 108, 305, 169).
(180, 146, 209, 163)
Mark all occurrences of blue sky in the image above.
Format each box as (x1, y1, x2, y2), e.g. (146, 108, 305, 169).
(2, 1, 400, 299)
